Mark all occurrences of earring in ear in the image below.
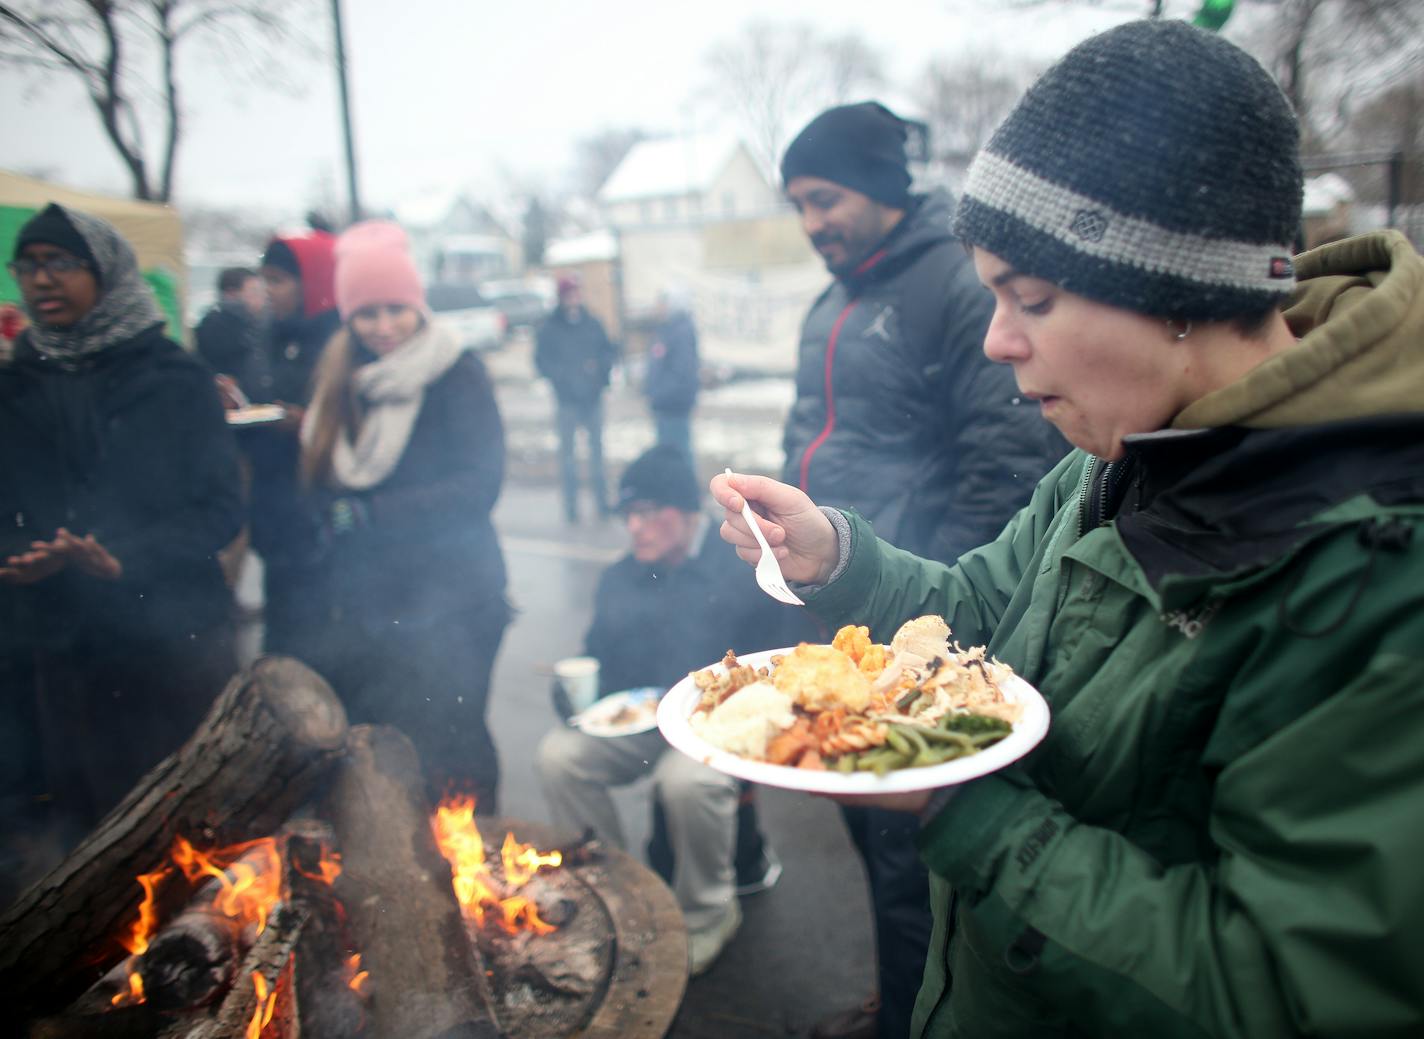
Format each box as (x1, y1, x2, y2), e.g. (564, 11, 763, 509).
(1167, 318, 1192, 342)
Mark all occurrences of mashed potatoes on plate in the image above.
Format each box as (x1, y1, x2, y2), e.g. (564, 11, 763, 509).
(689, 681, 795, 759)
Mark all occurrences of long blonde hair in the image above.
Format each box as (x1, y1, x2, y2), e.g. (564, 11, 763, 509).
(300, 326, 362, 488)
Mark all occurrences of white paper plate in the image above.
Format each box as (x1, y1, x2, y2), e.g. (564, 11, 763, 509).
(571, 687, 662, 738)
(226, 404, 286, 426)
(657, 647, 1050, 794)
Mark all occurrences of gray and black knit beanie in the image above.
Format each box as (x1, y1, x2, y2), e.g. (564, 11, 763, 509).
(781, 102, 912, 209)
(954, 19, 1303, 321)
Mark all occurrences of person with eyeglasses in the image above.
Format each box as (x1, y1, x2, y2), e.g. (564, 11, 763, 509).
(535, 446, 815, 977)
(0, 203, 242, 881)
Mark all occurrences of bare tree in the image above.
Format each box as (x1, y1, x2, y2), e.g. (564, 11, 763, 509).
(974, 0, 1424, 150)
(0, 0, 315, 202)
(915, 51, 1045, 163)
(702, 20, 886, 178)
(1229, 0, 1424, 148)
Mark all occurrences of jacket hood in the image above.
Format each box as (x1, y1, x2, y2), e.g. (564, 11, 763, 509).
(1176, 230, 1424, 429)
(844, 190, 957, 286)
(267, 231, 338, 318)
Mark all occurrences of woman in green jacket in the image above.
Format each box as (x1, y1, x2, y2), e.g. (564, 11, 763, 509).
(712, 20, 1424, 1039)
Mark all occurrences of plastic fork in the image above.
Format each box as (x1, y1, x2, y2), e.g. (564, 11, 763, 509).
(725, 468, 804, 606)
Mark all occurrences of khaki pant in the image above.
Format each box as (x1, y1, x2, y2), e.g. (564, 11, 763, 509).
(535, 725, 737, 937)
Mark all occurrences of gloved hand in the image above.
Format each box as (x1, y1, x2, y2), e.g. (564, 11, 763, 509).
(328, 496, 369, 537)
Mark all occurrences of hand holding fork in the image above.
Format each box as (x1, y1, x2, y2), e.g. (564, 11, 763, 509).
(713, 469, 842, 604)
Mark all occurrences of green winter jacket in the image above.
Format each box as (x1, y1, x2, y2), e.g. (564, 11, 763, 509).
(804, 231, 1424, 1038)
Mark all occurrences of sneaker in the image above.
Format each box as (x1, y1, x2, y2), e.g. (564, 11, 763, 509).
(734, 846, 782, 896)
(808, 995, 880, 1039)
(688, 900, 742, 976)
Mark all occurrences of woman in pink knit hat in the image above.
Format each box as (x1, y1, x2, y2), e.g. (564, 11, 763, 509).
(301, 220, 510, 809)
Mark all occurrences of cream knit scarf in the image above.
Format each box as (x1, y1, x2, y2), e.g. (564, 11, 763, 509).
(305, 318, 469, 490)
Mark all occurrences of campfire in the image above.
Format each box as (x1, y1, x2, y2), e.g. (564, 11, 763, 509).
(1, 658, 687, 1039)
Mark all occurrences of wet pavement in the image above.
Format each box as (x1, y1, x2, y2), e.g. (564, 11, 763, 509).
(490, 484, 877, 1039)
(484, 336, 880, 1036)
(228, 340, 882, 1036)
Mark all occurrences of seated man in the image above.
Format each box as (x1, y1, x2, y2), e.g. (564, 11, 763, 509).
(536, 446, 812, 975)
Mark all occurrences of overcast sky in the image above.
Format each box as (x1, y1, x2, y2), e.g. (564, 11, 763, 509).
(2, 0, 1166, 216)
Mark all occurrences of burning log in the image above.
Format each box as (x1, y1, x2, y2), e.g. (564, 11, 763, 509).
(0, 657, 348, 1019)
(137, 840, 283, 1011)
(286, 819, 367, 1037)
(160, 899, 311, 1039)
(324, 725, 502, 1039)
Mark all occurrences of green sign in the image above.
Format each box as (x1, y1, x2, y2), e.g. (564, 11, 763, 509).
(0, 203, 184, 340)
(1193, 0, 1234, 31)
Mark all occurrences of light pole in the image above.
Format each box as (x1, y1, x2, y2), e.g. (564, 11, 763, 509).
(331, 0, 362, 225)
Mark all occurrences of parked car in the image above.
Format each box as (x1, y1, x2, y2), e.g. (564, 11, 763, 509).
(479, 280, 552, 335)
(426, 283, 507, 352)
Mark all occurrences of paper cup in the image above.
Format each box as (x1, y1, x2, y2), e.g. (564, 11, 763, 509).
(554, 656, 600, 715)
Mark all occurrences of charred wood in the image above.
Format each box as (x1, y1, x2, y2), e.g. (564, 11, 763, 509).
(137, 838, 282, 1011)
(324, 725, 503, 1039)
(1, 657, 348, 1019)
(286, 819, 367, 1037)
(159, 899, 310, 1039)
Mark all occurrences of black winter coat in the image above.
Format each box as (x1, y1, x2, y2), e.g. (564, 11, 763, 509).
(644, 311, 699, 414)
(782, 191, 1068, 565)
(194, 300, 265, 386)
(535, 309, 616, 405)
(0, 325, 243, 652)
(240, 308, 341, 564)
(584, 524, 817, 698)
(317, 351, 508, 634)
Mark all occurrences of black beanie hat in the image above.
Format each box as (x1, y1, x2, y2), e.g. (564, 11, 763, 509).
(617, 446, 702, 513)
(261, 239, 303, 279)
(954, 20, 1302, 321)
(15, 203, 99, 273)
(781, 101, 912, 209)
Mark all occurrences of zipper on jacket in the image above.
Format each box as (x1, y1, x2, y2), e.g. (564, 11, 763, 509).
(798, 300, 859, 491)
(1075, 458, 1103, 538)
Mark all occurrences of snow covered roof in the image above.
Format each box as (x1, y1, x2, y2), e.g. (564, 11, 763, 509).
(599, 133, 745, 204)
(1302, 173, 1356, 216)
(544, 229, 618, 265)
(394, 189, 461, 228)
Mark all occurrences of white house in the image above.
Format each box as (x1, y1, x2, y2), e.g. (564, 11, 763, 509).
(595, 132, 819, 360)
(598, 134, 782, 231)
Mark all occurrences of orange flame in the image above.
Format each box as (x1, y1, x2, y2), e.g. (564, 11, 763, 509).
(246, 972, 277, 1039)
(172, 837, 283, 936)
(431, 795, 562, 935)
(110, 864, 172, 1006)
(292, 848, 342, 886)
(501, 831, 562, 888)
(346, 952, 369, 994)
(110, 970, 145, 1008)
(119, 866, 171, 956)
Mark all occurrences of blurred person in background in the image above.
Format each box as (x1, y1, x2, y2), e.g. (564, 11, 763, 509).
(194, 265, 267, 386)
(536, 446, 813, 976)
(0, 204, 242, 880)
(535, 273, 618, 523)
(301, 220, 510, 810)
(778, 100, 1067, 1039)
(236, 229, 340, 661)
(644, 285, 700, 467)
(714, 20, 1424, 1037)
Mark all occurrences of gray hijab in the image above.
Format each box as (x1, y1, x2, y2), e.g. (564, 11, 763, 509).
(21, 204, 165, 366)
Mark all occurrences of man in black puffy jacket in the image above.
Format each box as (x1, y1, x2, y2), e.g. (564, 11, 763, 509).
(779, 102, 1067, 1039)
